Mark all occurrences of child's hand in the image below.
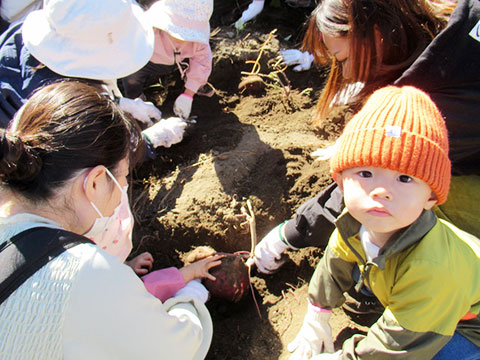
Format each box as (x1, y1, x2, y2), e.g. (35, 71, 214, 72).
(173, 93, 193, 120)
(179, 254, 223, 283)
(125, 251, 154, 275)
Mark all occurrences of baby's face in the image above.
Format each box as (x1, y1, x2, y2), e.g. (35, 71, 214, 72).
(336, 166, 437, 245)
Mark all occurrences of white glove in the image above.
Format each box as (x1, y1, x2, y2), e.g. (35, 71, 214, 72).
(174, 279, 209, 304)
(118, 97, 162, 126)
(288, 301, 335, 359)
(173, 93, 193, 120)
(311, 351, 342, 360)
(280, 49, 314, 72)
(248, 223, 294, 274)
(142, 117, 188, 148)
(234, 0, 265, 29)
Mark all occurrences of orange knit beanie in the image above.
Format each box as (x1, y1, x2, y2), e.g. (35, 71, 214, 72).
(330, 85, 451, 204)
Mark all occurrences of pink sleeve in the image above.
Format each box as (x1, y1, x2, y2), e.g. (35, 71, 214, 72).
(141, 267, 186, 302)
(184, 42, 213, 93)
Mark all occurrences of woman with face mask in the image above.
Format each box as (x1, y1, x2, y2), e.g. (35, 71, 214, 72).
(0, 80, 213, 359)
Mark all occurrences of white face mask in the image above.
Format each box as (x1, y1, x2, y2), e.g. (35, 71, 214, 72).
(83, 168, 133, 262)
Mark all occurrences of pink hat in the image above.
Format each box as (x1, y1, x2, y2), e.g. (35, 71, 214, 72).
(146, 0, 213, 44)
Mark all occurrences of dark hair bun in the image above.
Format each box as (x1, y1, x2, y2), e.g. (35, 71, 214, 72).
(0, 129, 42, 183)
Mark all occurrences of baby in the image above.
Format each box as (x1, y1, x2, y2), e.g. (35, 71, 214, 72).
(289, 86, 480, 360)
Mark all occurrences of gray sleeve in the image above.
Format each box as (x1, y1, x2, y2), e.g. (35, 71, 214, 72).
(341, 310, 451, 359)
(308, 244, 355, 309)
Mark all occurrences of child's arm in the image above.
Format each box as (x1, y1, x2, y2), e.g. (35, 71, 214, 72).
(173, 43, 212, 119)
(125, 251, 153, 275)
(183, 43, 212, 95)
(142, 267, 186, 302)
(141, 255, 222, 302)
(179, 254, 223, 283)
(340, 310, 451, 358)
(290, 231, 357, 358)
(308, 232, 357, 308)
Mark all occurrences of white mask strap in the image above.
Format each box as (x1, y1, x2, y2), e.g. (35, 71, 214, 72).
(83, 167, 123, 217)
(104, 168, 123, 191)
(89, 200, 104, 218)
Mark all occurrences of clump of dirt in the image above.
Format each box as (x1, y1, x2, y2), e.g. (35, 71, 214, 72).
(129, 12, 373, 360)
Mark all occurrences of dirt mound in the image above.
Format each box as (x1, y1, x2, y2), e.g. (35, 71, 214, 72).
(130, 18, 373, 359)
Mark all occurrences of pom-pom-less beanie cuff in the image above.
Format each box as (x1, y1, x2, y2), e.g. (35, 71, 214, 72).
(330, 86, 451, 204)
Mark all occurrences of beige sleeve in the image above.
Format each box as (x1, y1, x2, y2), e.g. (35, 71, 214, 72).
(62, 245, 212, 360)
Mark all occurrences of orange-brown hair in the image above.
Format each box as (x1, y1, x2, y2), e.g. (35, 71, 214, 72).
(302, 0, 455, 126)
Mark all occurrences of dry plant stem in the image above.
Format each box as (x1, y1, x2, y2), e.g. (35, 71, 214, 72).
(271, 62, 291, 98)
(210, 27, 221, 37)
(241, 60, 291, 97)
(248, 265, 262, 318)
(241, 199, 262, 318)
(273, 64, 290, 86)
(244, 29, 278, 75)
(240, 199, 257, 257)
(239, 29, 292, 99)
(241, 33, 251, 42)
(239, 71, 288, 96)
(240, 71, 274, 79)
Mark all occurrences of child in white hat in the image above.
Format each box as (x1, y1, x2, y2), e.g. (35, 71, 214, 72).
(0, 0, 188, 151)
(122, 0, 214, 120)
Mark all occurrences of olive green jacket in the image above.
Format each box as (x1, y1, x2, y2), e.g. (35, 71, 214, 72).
(308, 210, 480, 359)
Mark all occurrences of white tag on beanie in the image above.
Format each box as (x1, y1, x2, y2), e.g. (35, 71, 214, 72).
(470, 19, 480, 42)
(385, 125, 401, 138)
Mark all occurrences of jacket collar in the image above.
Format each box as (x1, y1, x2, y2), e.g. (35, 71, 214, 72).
(335, 209, 437, 269)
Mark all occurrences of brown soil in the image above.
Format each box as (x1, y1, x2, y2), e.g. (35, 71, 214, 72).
(130, 9, 377, 359)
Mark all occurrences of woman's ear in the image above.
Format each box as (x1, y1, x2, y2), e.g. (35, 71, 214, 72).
(83, 165, 108, 202)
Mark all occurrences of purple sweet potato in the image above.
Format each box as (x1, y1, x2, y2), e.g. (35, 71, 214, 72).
(203, 253, 250, 303)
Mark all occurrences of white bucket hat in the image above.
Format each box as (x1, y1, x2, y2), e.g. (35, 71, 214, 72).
(146, 0, 213, 44)
(22, 0, 154, 80)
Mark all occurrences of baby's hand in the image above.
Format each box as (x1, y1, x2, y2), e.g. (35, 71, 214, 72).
(125, 251, 154, 275)
(179, 254, 223, 283)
